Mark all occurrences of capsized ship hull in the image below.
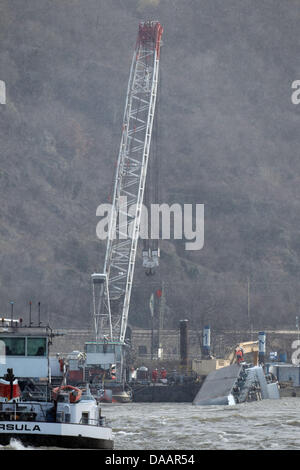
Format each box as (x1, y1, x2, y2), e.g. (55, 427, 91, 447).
(193, 363, 280, 406)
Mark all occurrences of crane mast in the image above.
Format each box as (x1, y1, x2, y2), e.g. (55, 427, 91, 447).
(91, 21, 163, 361)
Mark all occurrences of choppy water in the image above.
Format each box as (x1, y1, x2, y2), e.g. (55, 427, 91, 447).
(1, 398, 300, 450)
(106, 399, 300, 450)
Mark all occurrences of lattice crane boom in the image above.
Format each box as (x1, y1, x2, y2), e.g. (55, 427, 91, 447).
(92, 21, 163, 345)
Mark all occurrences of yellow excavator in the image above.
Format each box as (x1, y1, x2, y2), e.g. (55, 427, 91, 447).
(226, 341, 259, 365)
(192, 340, 260, 376)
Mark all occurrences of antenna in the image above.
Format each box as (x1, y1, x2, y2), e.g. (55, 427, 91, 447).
(38, 302, 41, 326)
(10, 301, 14, 327)
(29, 301, 32, 326)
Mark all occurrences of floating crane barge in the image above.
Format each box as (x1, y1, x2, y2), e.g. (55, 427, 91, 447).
(85, 22, 163, 398)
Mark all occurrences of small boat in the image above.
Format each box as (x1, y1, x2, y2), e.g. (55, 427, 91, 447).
(99, 383, 132, 403)
(0, 373, 114, 449)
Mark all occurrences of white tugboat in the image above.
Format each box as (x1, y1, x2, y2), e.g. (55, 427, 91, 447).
(0, 318, 113, 449)
(0, 369, 113, 449)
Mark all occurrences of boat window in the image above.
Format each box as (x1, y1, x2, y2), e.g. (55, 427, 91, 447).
(115, 345, 122, 361)
(2, 337, 25, 356)
(96, 344, 114, 353)
(27, 337, 47, 356)
(86, 344, 96, 353)
(86, 343, 115, 354)
(56, 412, 64, 422)
(81, 412, 89, 424)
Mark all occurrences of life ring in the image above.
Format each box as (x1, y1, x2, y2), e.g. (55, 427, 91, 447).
(52, 385, 82, 403)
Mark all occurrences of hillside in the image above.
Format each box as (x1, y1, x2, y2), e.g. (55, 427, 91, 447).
(0, 0, 299, 332)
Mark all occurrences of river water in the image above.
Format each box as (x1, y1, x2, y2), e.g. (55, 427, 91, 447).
(1, 398, 300, 451)
(107, 399, 300, 450)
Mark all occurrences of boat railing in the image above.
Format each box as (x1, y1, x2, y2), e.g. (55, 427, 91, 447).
(0, 401, 49, 421)
(78, 416, 106, 427)
(23, 390, 48, 402)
